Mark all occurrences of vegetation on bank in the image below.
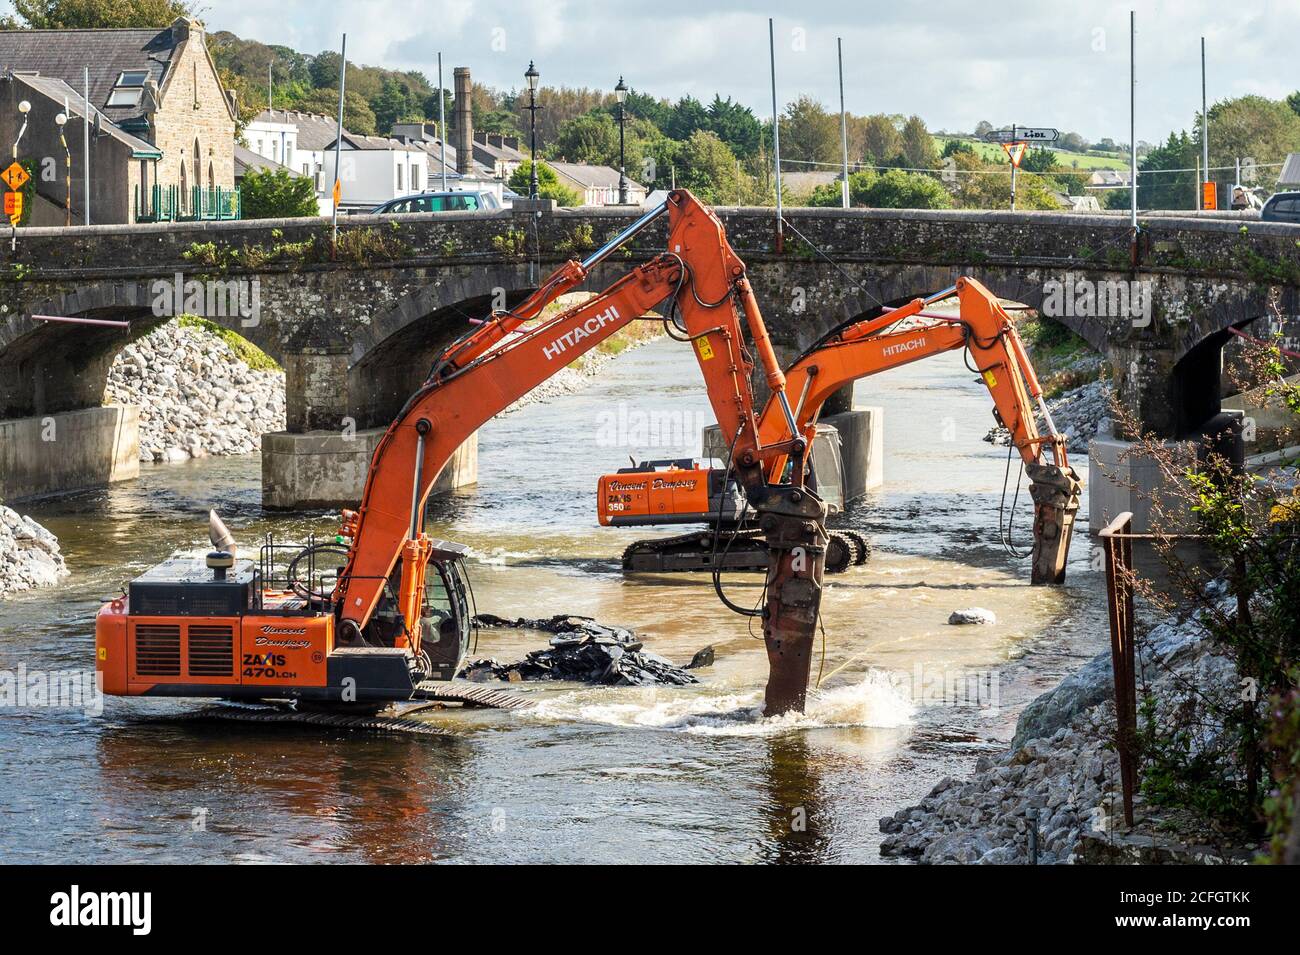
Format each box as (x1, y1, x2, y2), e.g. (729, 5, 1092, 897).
(1113, 330, 1300, 862)
(177, 315, 281, 372)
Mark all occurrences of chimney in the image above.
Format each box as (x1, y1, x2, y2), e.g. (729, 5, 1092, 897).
(453, 67, 472, 176)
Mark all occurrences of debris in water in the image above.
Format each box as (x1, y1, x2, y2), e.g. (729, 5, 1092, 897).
(465, 614, 699, 686)
(948, 607, 997, 625)
(686, 645, 715, 669)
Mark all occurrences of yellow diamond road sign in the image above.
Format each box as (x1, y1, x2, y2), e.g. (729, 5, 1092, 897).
(2, 161, 29, 191)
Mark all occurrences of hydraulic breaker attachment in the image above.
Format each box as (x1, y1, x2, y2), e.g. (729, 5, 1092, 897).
(1026, 462, 1082, 586)
(756, 486, 829, 715)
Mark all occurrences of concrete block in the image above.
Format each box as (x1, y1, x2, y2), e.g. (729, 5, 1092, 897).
(262, 427, 477, 510)
(1088, 436, 1196, 534)
(701, 406, 883, 511)
(0, 405, 139, 501)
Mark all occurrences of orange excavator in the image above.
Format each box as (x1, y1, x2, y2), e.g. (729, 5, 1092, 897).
(96, 190, 830, 716)
(599, 278, 1082, 587)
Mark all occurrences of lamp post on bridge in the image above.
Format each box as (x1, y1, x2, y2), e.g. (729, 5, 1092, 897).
(55, 109, 70, 227)
(615, 76, 628, 204)
(524, 61, 541, 200)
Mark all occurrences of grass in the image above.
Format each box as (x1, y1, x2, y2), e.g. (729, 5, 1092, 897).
(933, 136, 1130, 170)
(177, 315, 282, 372)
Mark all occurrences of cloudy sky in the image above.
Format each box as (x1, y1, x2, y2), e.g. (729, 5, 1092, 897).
(15, 1, 1296, 143)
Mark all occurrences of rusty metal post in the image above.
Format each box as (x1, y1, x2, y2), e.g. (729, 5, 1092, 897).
(1100, 512, 1138, 827)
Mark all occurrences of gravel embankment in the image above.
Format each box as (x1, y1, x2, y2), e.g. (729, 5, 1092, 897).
(0, 506, 68, 598)
(878, 606, 1239, 864)
(106, 320, 286, 462)
(985, 379, 1113, 456)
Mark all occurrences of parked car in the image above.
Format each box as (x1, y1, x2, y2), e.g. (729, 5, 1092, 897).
(371, 190, 501, 214)
(1261, 192, 1300, 223)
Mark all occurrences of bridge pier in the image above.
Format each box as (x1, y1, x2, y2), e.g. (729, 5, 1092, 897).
(0, 406, 139, 501)
(262, 348, 477, 511)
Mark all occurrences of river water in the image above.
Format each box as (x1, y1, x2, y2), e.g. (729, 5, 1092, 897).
(0, 337, 1110, 863)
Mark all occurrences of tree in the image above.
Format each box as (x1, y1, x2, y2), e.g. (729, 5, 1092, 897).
(779, 95, 839, 164)
(1137, 131, 1197, 210)
(240, 168, 319, 219)
(674, 130, 765, 205)
(290, 88, 377, 136)
(974, 120, 994, 139)
(900, 115, 937, 169)
(548, 111, 619, 164)
(1020, 147, 1059, 173)
(665, 95, 710, 141)
(507, 161, 580, 206)
(861, 114, 900, 165)
(1200, 94, 1300, 196)
(1, 0, 189, 27)
(706, 95, 762, 158)
(862, 168, 950, 209)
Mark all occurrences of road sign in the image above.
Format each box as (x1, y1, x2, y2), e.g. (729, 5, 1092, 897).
(984, 126, 1059, 144)
(332, 179, 341, 207)
(4, 191, 22, 225)
(1, 161, 29, 191)
(1202, 181, 1218, 210)
(1002, 142, 1027, 168)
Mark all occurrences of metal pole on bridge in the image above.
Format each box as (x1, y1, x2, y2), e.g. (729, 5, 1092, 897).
(331, 34, 347, 248)
(83, 66, 90, 225)
(837, 37, 849, 209)
(1200, 36, 1209, 210)
(769, 17, 783, 252)
(1130, 11, 1137, 229)
(438, 52, 449, 193)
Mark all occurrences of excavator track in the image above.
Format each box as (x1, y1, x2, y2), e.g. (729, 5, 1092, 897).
(164, 705, 453, 736)
(621, 528, 866, 575)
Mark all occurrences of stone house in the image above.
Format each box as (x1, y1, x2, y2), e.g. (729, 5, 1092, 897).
(0, 17, 238, 224)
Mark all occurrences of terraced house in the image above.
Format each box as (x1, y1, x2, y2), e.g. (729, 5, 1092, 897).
(0, 17, 238, 225)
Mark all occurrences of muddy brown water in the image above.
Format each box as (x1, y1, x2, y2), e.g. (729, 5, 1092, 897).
(0, 337, 1110, 863)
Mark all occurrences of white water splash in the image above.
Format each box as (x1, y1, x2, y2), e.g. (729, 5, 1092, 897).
(529, 669, 914, 737)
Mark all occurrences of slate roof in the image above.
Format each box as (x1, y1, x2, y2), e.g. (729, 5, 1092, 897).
(549, 160, 644, 192)
(11, 71, 159, 155)
(0, 27, 178, 123)
(235, 143, 292, 177)
(252, 109, 341, 152)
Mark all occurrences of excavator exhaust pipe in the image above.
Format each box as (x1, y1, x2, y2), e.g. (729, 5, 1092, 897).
(1026, 463, 1082, 586)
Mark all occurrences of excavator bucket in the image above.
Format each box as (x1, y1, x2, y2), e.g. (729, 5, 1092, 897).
(1026, 463, 1082, 585)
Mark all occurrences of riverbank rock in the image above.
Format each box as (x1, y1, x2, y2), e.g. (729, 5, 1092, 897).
(0, 506, 69, 598)
(465, 613, 699, 686)
(948, 607, 996, 625)
(105, 320, 286, 463)
(880, 606, 1240, 864)
(984, 379, 1112, 456)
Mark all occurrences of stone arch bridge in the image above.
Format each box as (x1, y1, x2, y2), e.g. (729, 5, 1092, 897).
(2, 204, 1298, 502)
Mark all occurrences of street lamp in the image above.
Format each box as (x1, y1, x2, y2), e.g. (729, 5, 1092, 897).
(614, 76, 628, 204)
(524, 60, 541, 200)
(55, 111, 70, 227)
(14, 99, 31, 160)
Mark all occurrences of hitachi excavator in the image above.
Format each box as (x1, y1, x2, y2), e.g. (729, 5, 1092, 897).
(599, 278, 1082, 587)
(97, 190, 832, 717)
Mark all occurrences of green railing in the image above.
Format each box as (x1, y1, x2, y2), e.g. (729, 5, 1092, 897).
(135, 184, 241, 223)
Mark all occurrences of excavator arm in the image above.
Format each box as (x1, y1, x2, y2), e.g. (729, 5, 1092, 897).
(760, 277, 1081, 583)
(333, 192, 824, 714)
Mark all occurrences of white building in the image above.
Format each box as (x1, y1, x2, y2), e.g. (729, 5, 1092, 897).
(317, 132, 430, 211)
(549, 161, 646, 205)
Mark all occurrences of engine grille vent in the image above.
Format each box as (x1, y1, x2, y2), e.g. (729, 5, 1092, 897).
(135, 625, 181, 676)
(187, 625, 235, 677)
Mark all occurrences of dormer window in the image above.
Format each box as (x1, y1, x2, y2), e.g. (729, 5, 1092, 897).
(106, 70, 149, 107)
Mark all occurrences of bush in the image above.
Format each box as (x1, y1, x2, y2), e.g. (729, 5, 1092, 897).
(240, 168, 320, 219)
(508, 161, 581, 206)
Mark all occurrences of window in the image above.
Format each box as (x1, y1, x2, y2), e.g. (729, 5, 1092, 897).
(106, 70, 148, 107)
(396, 165, 404, 191)
(411, 165, 420, 191)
